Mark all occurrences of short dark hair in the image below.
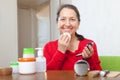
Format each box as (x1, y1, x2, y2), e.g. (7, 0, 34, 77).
(56, 4, 80, 22)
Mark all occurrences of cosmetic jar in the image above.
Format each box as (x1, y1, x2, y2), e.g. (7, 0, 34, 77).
(18, 58, 36, 74)
(74, 60, 90, 76)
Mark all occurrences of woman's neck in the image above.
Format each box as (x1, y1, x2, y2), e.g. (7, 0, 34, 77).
(70, 34, 78, 42)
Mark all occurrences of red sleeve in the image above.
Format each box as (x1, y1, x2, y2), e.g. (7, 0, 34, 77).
(85, 42, 102, 71)
(43, 41, 67, 70)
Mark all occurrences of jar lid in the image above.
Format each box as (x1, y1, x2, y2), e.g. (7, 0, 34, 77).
(19, 58, 36, 62)
(10, 62, 19, 66)
(23, 48, 34, 54)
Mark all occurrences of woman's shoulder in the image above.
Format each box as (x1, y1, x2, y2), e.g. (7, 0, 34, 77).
(43, 40, 58, 53)
(82, 38, 94, 42)
(44, 40, 58, 47)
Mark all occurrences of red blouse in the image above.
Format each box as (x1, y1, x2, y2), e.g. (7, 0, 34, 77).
(43, 38, 102, 70)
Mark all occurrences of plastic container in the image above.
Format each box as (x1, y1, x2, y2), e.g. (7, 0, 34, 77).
(35, 48, 46, 72)
(18, 58, 36, 74)
(74, 60, 89, 76)
(23, 48, 35, 58)
(10, 62, 19, 73)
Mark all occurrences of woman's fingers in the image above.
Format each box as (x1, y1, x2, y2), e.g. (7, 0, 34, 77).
(59, 33, 71, 45)
(58, 33, 71, 53)
(82, 44, 94, 59)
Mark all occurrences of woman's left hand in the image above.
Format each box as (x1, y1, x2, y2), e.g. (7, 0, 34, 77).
(82, 43, 94, 59)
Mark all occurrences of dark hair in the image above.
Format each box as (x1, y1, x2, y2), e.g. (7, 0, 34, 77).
(56, 4, 80, 22)
(56, 4, 84, 41)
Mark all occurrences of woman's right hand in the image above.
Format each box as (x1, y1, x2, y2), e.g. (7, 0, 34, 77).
(58, 33, 71, 53)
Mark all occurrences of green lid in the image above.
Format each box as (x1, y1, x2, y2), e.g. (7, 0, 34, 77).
(10, 62, 19, 66)
(23, 48, 34, 54)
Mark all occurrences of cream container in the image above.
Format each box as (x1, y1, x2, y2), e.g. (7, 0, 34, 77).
(74, 60, 90, 76)
(18, 58, 36, 74)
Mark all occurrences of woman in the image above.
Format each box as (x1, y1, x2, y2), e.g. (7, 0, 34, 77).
(43, 4, 102, 70)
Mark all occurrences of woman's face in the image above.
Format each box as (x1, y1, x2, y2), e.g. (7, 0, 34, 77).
(58, 8, 80, 36)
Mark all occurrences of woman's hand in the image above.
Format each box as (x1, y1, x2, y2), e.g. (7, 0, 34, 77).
(82, 42, 94, 59)
(58, 33, 71, 53)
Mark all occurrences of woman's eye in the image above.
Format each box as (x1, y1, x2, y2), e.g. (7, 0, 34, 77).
(71, 19, 76, 21)
(60, 19, 65, 21)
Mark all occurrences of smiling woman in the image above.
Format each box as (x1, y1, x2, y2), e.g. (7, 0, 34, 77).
(43, 4, 102, 71)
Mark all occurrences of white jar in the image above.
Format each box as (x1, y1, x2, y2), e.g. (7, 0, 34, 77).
(74, 60, 89, 76)
(18, 58, 36, 74)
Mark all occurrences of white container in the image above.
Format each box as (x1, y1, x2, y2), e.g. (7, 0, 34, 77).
(18, 58, 36, 74)
(10, 62, 19, 73)
(35, 48, 46, 72)
(23, 48, 35, 58)
(74, 60, 89, 76)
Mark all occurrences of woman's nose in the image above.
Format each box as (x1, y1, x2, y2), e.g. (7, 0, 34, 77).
(64, 20, 71, 26)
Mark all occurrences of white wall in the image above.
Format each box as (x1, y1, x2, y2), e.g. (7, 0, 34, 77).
(18, 8, 37, 57)
(18, 2, 50, 57)
(36, 4, 50, 47)
(72, 0, 120, 56)
(50, 0, 60, 40)
(0, 0, 18, 67)
(60, 0, 71, 5)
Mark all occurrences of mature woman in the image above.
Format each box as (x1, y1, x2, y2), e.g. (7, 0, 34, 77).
(43, 4, 102, 70)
